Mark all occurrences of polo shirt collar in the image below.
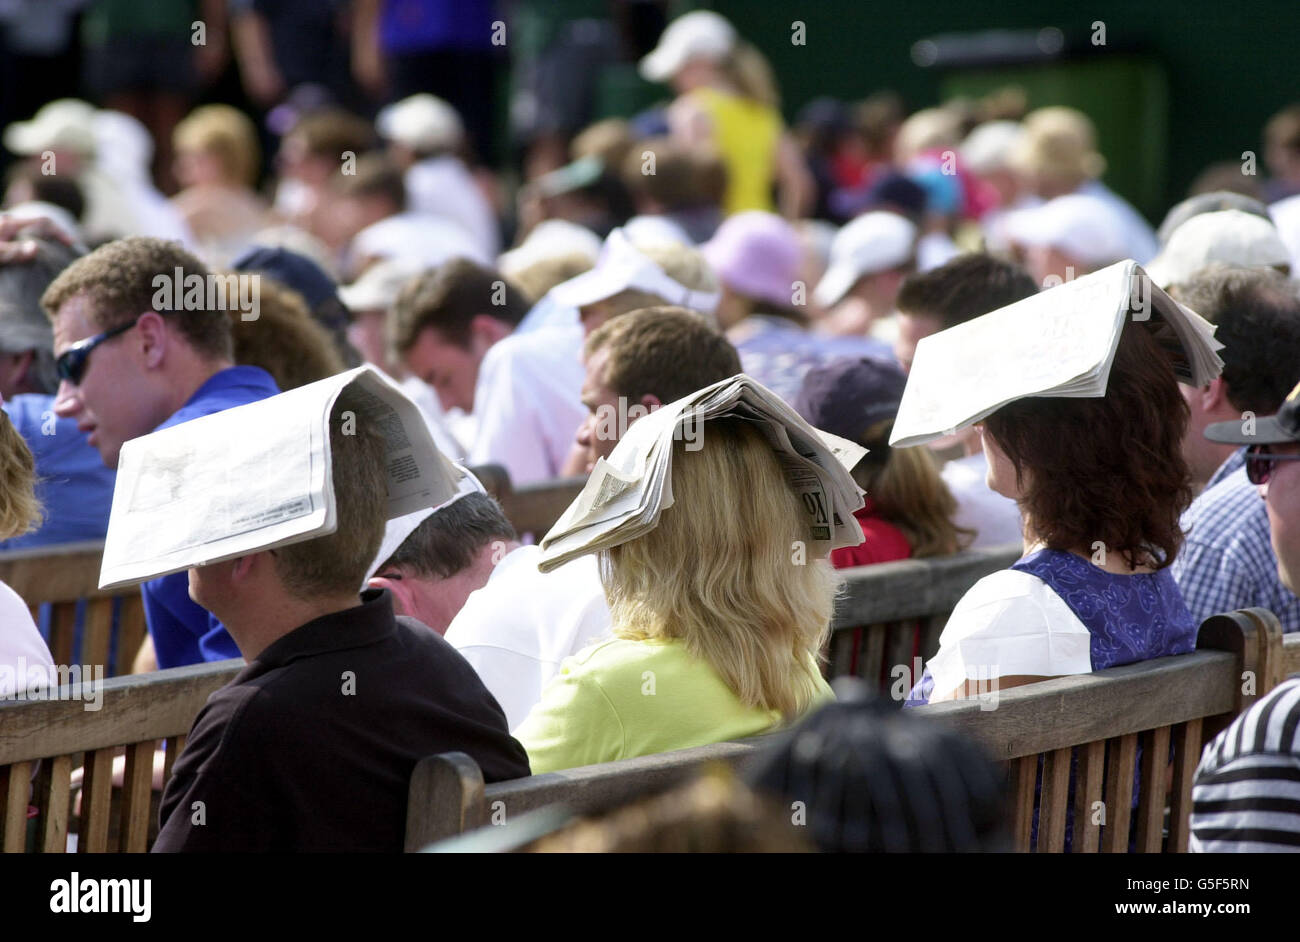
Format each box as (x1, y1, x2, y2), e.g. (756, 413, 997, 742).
(180, 365, 278, 410)
(254, 588, 397, 669)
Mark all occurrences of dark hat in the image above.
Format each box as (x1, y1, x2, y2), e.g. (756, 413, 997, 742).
(232, 245, 339, 311)
(830, 171, 928, 223)
(793, 356, 907, 446)
(1205, 379, 1300, 445)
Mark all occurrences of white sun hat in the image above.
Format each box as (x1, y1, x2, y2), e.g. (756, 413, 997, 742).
(376, 93, 465, 153)
(1002, 193, 1129, 269)
(498, 219, 603, 280)
(814, 212, 918, 308)
(548, 227, 720, 312)
(1145, 209, 1291, 288)
(3, 99, 98, 157)
(639, 11, 737, 83)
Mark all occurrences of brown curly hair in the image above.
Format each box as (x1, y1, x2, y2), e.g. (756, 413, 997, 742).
(982, 323, 1192, 569)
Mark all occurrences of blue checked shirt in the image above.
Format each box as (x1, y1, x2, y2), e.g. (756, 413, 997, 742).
(1172, 449, 1300, 633)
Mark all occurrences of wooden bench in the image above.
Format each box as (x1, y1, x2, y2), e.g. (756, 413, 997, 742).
(404, 608, 1285, 853)
(404, 738, 772, 852)
(828, 543, 1023, 690)
(0, 541, 147, 677)
(916, 608, 1284, 852)
(0, 659, 241, 852)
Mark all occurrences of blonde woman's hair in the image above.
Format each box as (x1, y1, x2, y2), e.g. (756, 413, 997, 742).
(174, 104, 262, 187)
(0, 411, 41, 540)
(600, 418, 836, 718)
(854, 420, 972, 558)
(724, 41, 780, 109)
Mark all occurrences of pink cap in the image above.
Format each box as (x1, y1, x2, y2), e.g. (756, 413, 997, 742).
(702, 211, 802, 308)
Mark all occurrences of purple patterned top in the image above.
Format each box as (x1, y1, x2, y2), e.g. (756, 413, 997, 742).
(909, 548, 1197, 705)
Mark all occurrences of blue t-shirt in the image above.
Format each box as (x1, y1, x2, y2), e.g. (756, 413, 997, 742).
(143, 366, 280, 669)
(0, 394, 117, 551)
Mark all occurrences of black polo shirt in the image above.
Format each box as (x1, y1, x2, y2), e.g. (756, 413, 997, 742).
(152, 589, 530, 852)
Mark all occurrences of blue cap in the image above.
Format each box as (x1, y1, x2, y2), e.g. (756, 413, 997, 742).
(232, 245, 339, 311)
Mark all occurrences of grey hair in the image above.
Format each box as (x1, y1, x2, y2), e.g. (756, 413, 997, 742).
(0, 237, 82, 393)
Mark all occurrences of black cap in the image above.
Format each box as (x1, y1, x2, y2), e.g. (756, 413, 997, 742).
(1205, 379, 1300, 445)
(232, 245, 339, 310)
(793, 357, 907, 446)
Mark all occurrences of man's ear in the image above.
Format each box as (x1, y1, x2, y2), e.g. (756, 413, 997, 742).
(1202, 377, 1229, 414)
(469, 313, 511, 349)
(135, 311, 169, 369)
(369, 572, 418, 616)
(639, 393, 662, 412)
(229, 553, 261, 583)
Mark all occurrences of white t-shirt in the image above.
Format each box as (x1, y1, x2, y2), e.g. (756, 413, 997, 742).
(444, 544, 611, 731)
(405, 156, 500, 261)
(1, 580, 55, 698)
(467, 324, 587, 486)
(941, 452, 1024, 549)
(926, 569, 1091, 700)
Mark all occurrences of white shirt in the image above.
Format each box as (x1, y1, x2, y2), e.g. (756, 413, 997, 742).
(927, 569, 1092, 700)
(467, 324, 587, 486)
(1270, 193, 1300, 273)
(941, 452, 1024, 549)
(1079, 180, 1158, 264)
(0, 580, 55, 698)
(444, 544, 611, 731)
(405, 156, 500, 261)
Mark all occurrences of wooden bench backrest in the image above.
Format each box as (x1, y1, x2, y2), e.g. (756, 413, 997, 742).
(407, 608, 1284, 854)
(405, 738, 768, 851)
(0, 542, 147, 677)
(827, 543, 1023, 690)
(0, 660, 242, 852)
(917, 608, 1283, 852)
(1283, 632, 1300, 678)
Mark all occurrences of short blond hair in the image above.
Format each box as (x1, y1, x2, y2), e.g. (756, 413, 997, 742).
(0, 411, 40, 540)
(174, 105, 262, 187)
(601, 418, 835, 718)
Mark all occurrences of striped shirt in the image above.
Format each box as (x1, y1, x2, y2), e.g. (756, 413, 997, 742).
(1190, 677, 1300, 852)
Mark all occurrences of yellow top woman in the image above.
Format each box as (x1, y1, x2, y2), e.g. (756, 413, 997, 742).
(639, 11, 813, 219)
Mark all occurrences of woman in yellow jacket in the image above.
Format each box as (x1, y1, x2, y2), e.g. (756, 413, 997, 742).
(516, 417, 839, 773)
(638, 11, 814, 220)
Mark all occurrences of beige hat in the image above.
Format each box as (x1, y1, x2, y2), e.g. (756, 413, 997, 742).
(376, 94, 464, 153)
(1009, 107, 1106, 184)
(339, 257, 427, 313)
(1145, 209, 1291, 288)
(3, 99, 98, 157)
(894, 108, 963, 164)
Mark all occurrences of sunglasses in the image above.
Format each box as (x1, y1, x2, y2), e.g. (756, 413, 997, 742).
(56, 317, 141, 385)
(1245, 444, 1300, 485)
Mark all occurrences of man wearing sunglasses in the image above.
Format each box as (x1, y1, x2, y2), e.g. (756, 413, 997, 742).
(1206, 380, 1300, 597)
(1168, 268, 1300, 632)
(41, 237, 280, 669)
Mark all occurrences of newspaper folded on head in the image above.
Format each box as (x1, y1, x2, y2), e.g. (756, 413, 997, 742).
(889, 259, 1225, 449)
(99, 365, 464, 591)
(537, 373, 868, 573)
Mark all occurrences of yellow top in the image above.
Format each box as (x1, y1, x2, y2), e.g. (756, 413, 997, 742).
(689, 86, 782, 215)
(515, 636, 834, 773)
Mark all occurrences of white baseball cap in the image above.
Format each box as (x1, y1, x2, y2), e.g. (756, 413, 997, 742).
(3, 99, 98, 157)
(1145, 209, 1291, 288)
(376, 94, 465, 153)
(959, 121, 1025, 175)
(365, 464, 486, 583)
(639, 11, 736, 83)
(339, 257, 427, 313)
(548, 227, 720, 312)
(1002, 193, 1129, 269)
(814, 212, 918, 308)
